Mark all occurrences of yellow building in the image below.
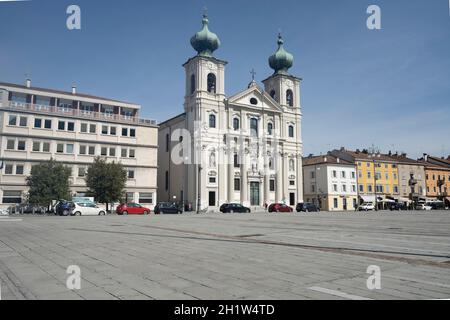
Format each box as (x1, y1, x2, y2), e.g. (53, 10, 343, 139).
(332, 149, 400, 209)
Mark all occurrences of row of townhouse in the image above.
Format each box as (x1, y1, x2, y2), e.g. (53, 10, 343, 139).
(303, 148, 450, 211)
(0, 80, 159, 209)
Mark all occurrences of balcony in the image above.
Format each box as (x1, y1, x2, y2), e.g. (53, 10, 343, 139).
(1, 101, 158, 127)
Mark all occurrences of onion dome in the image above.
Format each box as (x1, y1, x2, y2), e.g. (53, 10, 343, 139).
(269, 34, 294, 75)
(190, 14, 221, 57)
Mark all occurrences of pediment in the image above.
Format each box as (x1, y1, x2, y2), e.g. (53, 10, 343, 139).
(226, 85, 283, 113)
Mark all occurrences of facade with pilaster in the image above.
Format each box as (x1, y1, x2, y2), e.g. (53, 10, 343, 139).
(158, 14, 303, 210)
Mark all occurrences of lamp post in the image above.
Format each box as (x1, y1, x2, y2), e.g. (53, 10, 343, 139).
(373, 160, 378, 211)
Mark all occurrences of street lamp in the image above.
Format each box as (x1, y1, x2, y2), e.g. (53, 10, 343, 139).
(373, 160, 378, 211)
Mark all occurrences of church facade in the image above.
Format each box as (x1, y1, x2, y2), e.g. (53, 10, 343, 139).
(158, 14, 303, 211)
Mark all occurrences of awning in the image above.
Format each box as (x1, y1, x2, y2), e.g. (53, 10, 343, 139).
(380, 198, 396, 203)
(399, 197, 412, 203)
(360, 195, 376, 203)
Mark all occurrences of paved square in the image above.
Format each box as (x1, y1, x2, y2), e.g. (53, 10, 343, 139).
(0, 211, 449, 300)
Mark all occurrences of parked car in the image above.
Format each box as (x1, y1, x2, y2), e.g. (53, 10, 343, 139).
(55, 201, 75, 216)
(220, 203, 251, 213)
(0, 208, 9, 216)
(154, 203, 182, 215)
(429, 202, 445, 210)
(296, 203, 320, 213)
(70, 202, 107, 216)
(116, 203, 151, 215)
(389, 203, 408, 211)
(417, 203, 432, 211)
(268, 203, 293, 213)
(358, 203, 375, 211)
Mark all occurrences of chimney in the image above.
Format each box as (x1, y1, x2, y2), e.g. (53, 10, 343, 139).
(336, 158, 340, 163)
(423, 153, 428, 162)
(26, 79, 31, 88)
(324, 157, 328, 162)
(72, 85, 77, 94)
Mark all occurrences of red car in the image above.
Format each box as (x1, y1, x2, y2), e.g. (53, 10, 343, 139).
(116, 203, 151, 215)
(268, 203, 293, 213)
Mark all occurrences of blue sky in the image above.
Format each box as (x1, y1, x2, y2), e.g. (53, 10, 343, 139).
(0, 0, 449, 159)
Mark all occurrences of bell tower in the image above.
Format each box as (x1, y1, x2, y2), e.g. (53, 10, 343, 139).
(263, 34, 301, 110)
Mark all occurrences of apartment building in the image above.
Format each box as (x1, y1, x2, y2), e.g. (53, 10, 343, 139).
(0, 80, 158, 209)
(331, 148, 400, 209)
(419, 154, 450, 205)
(303, 154, 358, 211)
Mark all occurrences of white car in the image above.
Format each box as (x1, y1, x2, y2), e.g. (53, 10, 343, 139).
(71, 202, 107, 216)
(358, 203, 375, 211)
(417, 203, 432, 211)
(0, 208, 9, 216)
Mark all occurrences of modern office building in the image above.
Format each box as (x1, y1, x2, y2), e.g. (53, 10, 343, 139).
(0, 80, 158, 209)
(158, 14, 303, 210)
(303, 154, 358, 211)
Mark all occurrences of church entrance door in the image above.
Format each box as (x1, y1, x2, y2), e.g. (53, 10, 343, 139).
(250, 182, 260, 206)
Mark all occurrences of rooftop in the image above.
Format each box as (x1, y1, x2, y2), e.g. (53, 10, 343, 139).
(303, 154, 354, 166)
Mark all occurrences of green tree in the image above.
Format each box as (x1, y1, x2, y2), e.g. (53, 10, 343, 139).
(26, 159, 72, 209)
(86, 157, 127, 211)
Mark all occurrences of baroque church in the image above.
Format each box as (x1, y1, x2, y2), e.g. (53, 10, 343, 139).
(158, 13, 303, 211)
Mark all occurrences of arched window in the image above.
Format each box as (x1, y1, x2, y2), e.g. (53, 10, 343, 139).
(250, 118, 259, 137)
(233, 118, 240, 131)
(209, 114, 216, 128)
(190, 74, 196, 95)
(288, 125, 295, 138)
(270, 90, 276, 99)
(289, 159, 295, 172)
(286, 89, 294, 107)
(207, 73, 216, 94)
(268, 123, 274, 135)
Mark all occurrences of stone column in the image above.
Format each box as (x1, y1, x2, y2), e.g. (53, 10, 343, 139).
(228, 150, 235, 203)
(276, 151, 283, 203)
(241, 150, 248, 205)
(297, 155, 304, 203)
(283, 153, 289, 203)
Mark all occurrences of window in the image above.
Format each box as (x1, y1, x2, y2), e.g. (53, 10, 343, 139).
(16, 165, 24, 175)
(58, 121, 65, 131)
(290, 180, 295, 186)
(286, 89, 294, 107)
(139, 193, 153, 204)
(19, 117, 27, 127)
(207, 73, 216, 93)
(8, 115, 17, 126)
(165, 171, 169, 191)
(80, 145, 87, 155)
(78, 167, 86, 177)
(43, 143, 50, 153)
(110, 127, 117, 136)
(250, 98, 258, 105)
(342, 171, 346, 179)
(342, 185, 347, 192)
(81, 123, 88, 133)
(268, 123, 274, 135)
(359, 185, 364, 192)
(122, 128, 128, 136)
(234, 179, 241, 191)
(34, 118, 42, 128)
(368, 185, 373, 192)
(66, 144, 74, 154)
(351, 172, 356, 179)
(394, 186, 399, 193)
(209, 177, 216, 184)
(7, 140, 15, 150)
(130, 129, 136, 137)
(129, 149, 135, 158)
(270, 180, 275, 192)
(368, 172, 372, 179)
(5, 164, 13, 175)
(101, 147, 107, 156)
(109, 148, 116, 157)
(333, 184, 338, 192)
(32, 142, 40, 152)
(89, 124, 96, 134)
(102, 126, 108, 135)
(311, 171, 316, 179)
(67, 122, 75, 132)
(56, 144, 64, 153)
(233, 118, 240, 131)
(332, 170, 337, 178)
(121, 149, 128, 158)
(234, 154, 240, 168)
(2, 191, 22, 204)
(128, 170, 135, 179)
(190, 74, 196, 95)
(352, 185, 357, 192)
(17, 140, 26, 151)
(270, 90, 276, 99)
(334, 198, 338, 209)
(250, 118, 258, 137)
(288, 125, 294, 138)
(44, 119, 52, 129)
(88, 146, 95, 155)
(209, 114, 216, 128)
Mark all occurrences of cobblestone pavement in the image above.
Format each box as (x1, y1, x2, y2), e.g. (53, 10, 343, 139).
(0, 211, 449, 300)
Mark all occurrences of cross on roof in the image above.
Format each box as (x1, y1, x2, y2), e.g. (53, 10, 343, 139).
(250, 69, 256, 81)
